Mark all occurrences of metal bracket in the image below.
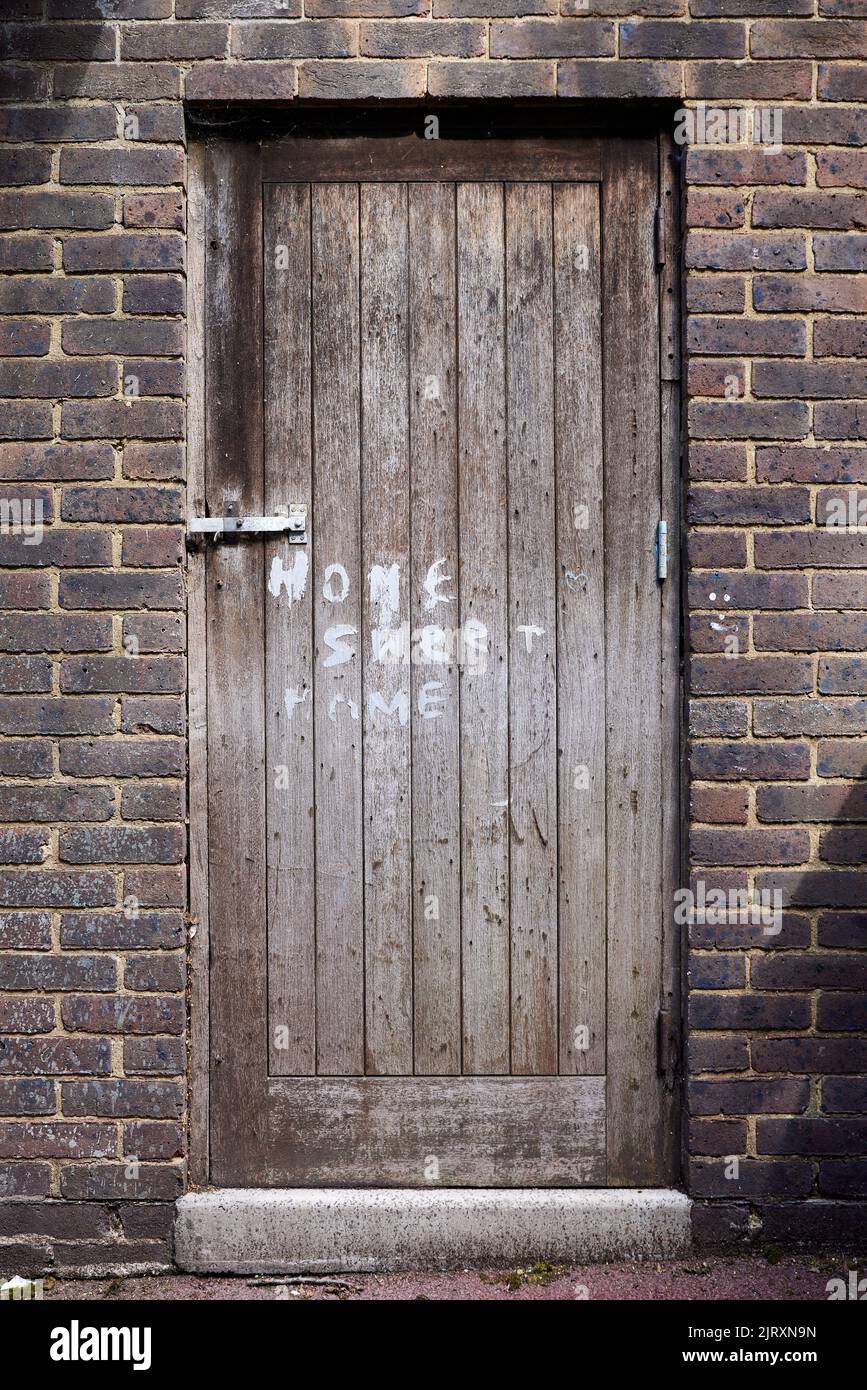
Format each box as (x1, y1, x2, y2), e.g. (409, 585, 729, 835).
(188, 505, 307, 544)
(656, 519, 668, 581)
(656, 1008, 679, 1090)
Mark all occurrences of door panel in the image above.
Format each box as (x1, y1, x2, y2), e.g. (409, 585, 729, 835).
(204, 135, 677, 1187)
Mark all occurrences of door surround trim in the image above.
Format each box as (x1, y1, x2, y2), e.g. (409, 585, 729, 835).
(186, 117, 684, 1190)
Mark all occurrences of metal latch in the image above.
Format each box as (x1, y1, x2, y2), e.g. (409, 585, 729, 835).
(188, 505, 307, 544)
(656, 519, 668, 581)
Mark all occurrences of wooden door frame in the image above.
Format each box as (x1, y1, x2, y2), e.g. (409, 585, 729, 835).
(186, 115, 684, 1188)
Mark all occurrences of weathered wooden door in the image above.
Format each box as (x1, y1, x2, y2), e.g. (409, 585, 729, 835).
(199, 132, 679, 1187)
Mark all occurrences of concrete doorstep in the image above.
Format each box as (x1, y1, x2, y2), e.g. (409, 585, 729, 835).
(174, 1188, 692, 1275)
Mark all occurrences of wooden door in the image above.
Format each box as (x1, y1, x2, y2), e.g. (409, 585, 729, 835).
(200, 132, 679, 1187)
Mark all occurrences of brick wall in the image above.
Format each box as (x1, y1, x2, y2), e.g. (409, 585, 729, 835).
(0, 2, 865, 1274)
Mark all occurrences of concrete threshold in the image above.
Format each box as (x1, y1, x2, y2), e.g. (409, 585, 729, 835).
(174, 1188, 692, 1274)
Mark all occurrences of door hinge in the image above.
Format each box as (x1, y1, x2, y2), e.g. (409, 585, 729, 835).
(656, 1008, 679, 1089)
(656, 518, 668, 581)
(655, 204, 666, 270)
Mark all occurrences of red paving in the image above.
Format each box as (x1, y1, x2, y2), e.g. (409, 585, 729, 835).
(48, 1254, 853, 1301)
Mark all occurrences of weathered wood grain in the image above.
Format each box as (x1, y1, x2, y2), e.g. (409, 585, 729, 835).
(408, 182, 462, 1076)
(205, 141, 267, 1181)
(457, 182, 510, 1076)
(251, 1076, 606, 1187)
(553, 182, 606, 1077)
(602, 139, 666, 1184)
(264, 182, 315, 1076)
(506, 183, 558, 1076)
(312, 182, 365, 1076)
(360, 183, 413, 1075)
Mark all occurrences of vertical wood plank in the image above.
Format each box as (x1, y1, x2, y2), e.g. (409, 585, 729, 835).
(312, 183, 365, 1076)
(457, 183, 510, 1075)
(408, 182, 461, 1075)
(264, 183, 315, 1076)
(659, 131, 685, 1181)
(205, 141, 266, 1176)
(186, 141, 209, 1181)
(506, 183, 558, 1076)
(361, 182, 413, 1075)
(554, 183, 606, 1077)
(603, 139, 666, 1183)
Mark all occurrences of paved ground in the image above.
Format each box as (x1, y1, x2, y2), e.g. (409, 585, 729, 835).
(47, 1253, 855, 1301)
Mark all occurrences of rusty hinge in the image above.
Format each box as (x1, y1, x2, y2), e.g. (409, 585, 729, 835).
(656, 1007, 679, 1089)
(655, 205, 666, 270)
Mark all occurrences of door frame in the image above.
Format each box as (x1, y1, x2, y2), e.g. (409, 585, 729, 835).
(185, 112, 684, 1188)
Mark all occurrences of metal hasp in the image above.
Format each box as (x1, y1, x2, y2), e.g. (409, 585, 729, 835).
(656, 519, 668, 582)
(188, 505, 307, 544)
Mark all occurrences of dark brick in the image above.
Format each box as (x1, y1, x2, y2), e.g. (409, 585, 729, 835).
(685, 230, 806, 271)
(300, 58, 426, 98)
(123, 951, 184, 990)
(0, 912, 51, 949)
(60, 147, 184, 187)
(2, 24, 116, 60)
(121, 783, 184, 823)
(62, 318, 183, 357)
(61, 994, 185, 1035)
(59, 571, 184, 611)
(0, 1122, 115, 1159)
(184, 61, 297, 100)
(687, 316, 806, 356)
(62, 1080, 182, 1118)
(124, 867, 185, 909)
(689, 992, 810, 1029)
(690, 826, 809, 867)
(60, 655, 185, 695)
(690, 656, 811, 695)
(0, 784, 113, 823)
(59, 737, 184, 778)
(60, 1163, 182, 1200)
(751, 18, 867, 58)
(690, 1078, 810, 1116)
(0, 998, 54, 1033)
(122, 275, 184, 315)
(124, 1037, 185, 1075)
(0, 105, 116, 143)
(0, 614, 112, 654)
(427, 59, 554, 97)
(0, 870, 115, 909)
(124, 1120, 183, 1159)
(621, 19, 744, 57)
(759, 1118, 867, 1156)
(689, 1158, 812, 1198)
(121, 21, 227, 58)
(53, 64, 181, 102)
(0, 191, 114, 231)
(62, 233, 184, 274)
(0, 442, 115, 482)
(0, 236, 54, 272)
(0, 698, 114, 736)
(0, 1037, 111, 1075)
(0, 321, 50, 356)
(688, 402, 809, 441)
(123, 192, 185, 231)
(0, 276, 115, 315)
(685, 147, 806, 187)
(0, 955, 116, 992)
(690, 740, 810, 781)
(233, 19, 357, 56)
(61, 911, 184, 950)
